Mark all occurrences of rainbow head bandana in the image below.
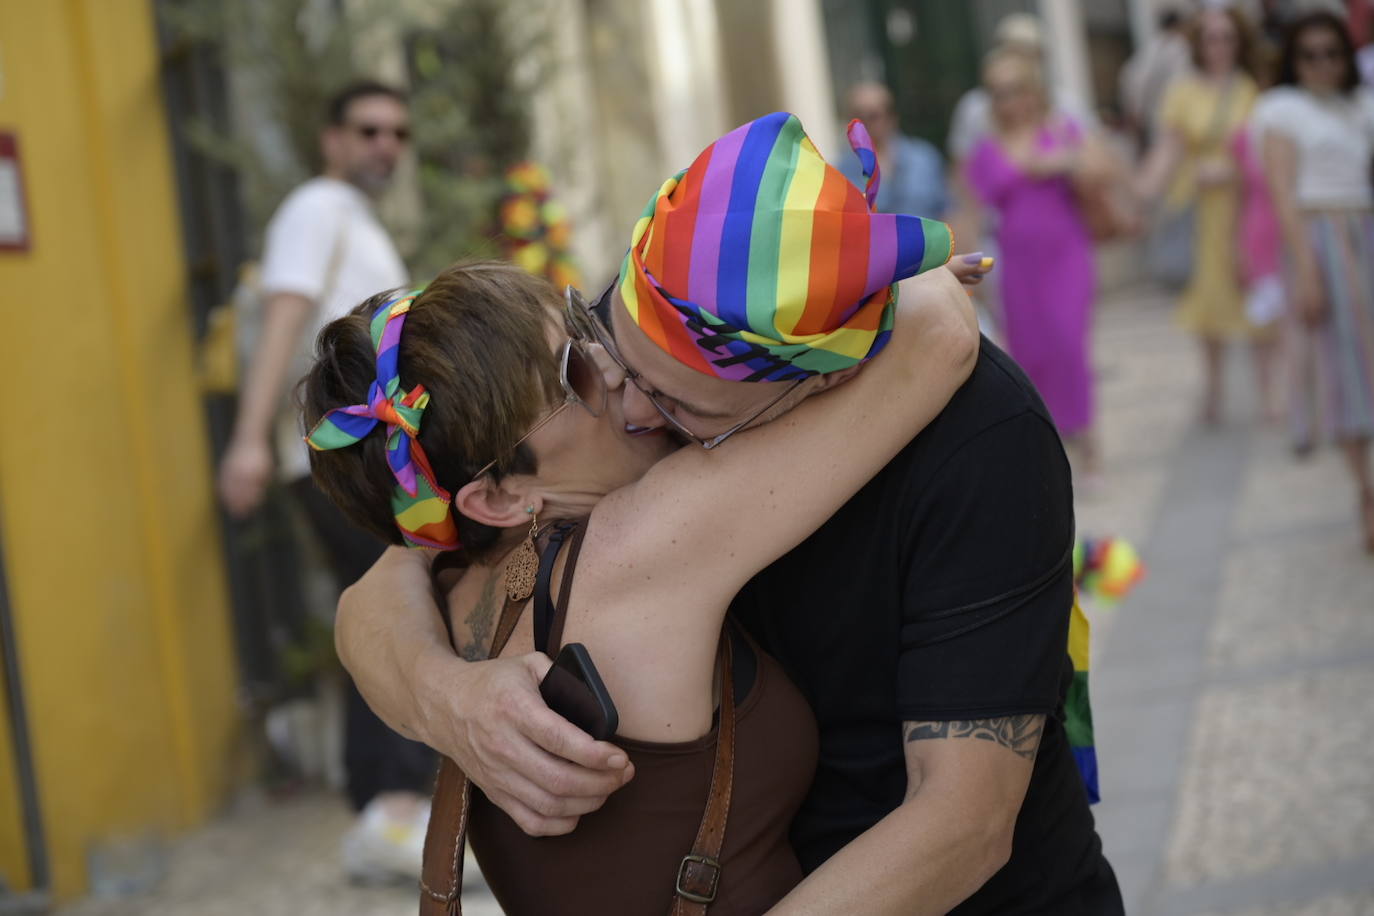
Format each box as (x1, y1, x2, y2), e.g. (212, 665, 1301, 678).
(618, 111, 953, 382)
(304, 289, 460, 551)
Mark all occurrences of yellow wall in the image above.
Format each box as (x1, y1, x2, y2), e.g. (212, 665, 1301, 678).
(0, 0, 239, 898)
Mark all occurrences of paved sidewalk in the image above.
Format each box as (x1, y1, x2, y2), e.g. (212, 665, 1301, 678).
(1081, 289, 1374, 916)
(54, 288, 1374, 915)
(54, 790, 502, 916)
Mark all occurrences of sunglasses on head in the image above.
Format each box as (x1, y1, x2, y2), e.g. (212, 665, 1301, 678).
(351, 123, 411, 142)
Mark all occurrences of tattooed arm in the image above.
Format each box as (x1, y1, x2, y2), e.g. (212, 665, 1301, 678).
(768, 714, 1042, 915)
(904, 715, 1045, 762)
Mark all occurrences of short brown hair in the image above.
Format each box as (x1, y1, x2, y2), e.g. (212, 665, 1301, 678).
(302, 261, 563, 558)
(1187, 6, 1256, 76)
(1277, 11, 1360, 95)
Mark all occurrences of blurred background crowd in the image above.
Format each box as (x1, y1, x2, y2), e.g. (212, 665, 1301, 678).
(1, 0, 1372, 913)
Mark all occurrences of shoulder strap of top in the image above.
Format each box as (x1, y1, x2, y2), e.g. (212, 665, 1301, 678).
(534, 521, 579, 656)
(546, 523, 587, 654)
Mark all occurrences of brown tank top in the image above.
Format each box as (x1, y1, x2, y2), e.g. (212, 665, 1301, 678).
(468, 522, 819, 915)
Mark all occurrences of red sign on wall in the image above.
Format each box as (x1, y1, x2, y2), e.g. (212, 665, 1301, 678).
(0, 131, 31, 252)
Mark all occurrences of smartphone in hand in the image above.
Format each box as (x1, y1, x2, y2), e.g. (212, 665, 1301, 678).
(539, 643, 618, 741)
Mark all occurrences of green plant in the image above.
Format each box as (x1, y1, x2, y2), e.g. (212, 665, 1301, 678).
(405, 0, 538, 277)
(160, 0, 545, 278)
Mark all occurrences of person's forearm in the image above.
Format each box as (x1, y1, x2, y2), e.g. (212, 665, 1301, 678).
(1274, 197, 1314, 278)
(767, 789, 1012, 916)
(1261, 143, 1314, 279)
(231, 293, 315, 443)
(1135, 133, 1180, 201)
(1267, 171, 1312, 277)
(335, 545, 449, 741)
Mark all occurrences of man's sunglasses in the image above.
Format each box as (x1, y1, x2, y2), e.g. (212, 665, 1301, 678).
(564, 283, 804, 450)
(351, 123, 411, 142)
(471, 335, 606, 480)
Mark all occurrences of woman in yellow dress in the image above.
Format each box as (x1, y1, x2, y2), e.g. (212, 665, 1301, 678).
(1138, 6, 1274, 424)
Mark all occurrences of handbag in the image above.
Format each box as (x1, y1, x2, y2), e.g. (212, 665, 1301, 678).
(419, 524, 737, 916)
(1073, 138, 1135, 243)
(1146, 80, 1240, 292)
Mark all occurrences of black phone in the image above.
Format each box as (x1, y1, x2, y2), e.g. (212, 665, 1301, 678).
(539, 643, 619, 741)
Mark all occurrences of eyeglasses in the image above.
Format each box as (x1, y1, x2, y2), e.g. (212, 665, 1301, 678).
(471, 336, 607, 480)
(564, 283, 805, 450)
(1297, 46, 1343, 63)
(350, 123, 411, 143)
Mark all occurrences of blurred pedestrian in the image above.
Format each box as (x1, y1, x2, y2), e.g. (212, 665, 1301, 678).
(1137, 6, 1277, 425)
(1120, 7, 1194, 150)
(838, 81, 948, 218)
(216, 80, 436, 880)
(946, 12, 1098, 342)
(964, 49, 1101, 476)
(947, 13, 1098, 168)
(1256, 11, 1374, 552)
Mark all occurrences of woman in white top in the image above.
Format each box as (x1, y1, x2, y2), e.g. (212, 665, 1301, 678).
(1257, 10, 1374, 553)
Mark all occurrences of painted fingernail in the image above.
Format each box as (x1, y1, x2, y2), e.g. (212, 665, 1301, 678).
(961, 252, 986, 264)
(979, 257, 995, 270)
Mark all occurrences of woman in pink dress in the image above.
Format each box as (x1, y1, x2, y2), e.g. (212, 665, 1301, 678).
(965, 48, 1099, 473)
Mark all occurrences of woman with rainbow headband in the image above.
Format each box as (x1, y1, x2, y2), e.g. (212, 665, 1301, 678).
(302, 112, 979, 913)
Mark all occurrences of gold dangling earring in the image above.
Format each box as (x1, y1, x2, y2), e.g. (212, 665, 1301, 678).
(505, 506, 539, 602)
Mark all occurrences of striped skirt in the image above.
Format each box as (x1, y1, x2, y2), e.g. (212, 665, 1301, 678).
(1288, 211, 1374, 444)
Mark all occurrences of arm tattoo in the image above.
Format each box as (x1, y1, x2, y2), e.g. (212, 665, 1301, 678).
(458, 572, 501, 661)
(904, 715, 1045, 761)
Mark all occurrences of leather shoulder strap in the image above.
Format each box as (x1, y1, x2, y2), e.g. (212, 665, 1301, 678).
(670, 634, 736, 915)
(420, 584, 527, 916)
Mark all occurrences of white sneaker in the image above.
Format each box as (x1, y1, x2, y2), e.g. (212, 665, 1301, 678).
(341, 796, 430, 885)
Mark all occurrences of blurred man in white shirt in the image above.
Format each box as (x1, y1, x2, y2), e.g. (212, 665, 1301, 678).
(218, 80, 433, 884)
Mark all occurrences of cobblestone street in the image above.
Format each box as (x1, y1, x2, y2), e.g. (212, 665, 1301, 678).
(54, 287, 1374, 915)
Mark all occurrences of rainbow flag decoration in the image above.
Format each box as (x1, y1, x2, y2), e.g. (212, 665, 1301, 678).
(1065, 536, 1143, 803)
(618, 112, 952, 382)
(1065, 595, 1099, 804)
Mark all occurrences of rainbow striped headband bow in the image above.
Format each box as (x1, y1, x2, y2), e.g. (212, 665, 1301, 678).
(305, 290, 461, 550)
(618, 111, 953, 381)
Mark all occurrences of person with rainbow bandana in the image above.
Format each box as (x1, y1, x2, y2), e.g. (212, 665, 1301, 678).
(334, 112, 1122, 913)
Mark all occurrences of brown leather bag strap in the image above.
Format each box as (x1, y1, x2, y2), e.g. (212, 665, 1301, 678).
(419, 586, 527, 915)
(670, 631, 736, 915)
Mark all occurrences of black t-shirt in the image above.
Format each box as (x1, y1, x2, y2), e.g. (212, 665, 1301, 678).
(731, 339, 1122, 915)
